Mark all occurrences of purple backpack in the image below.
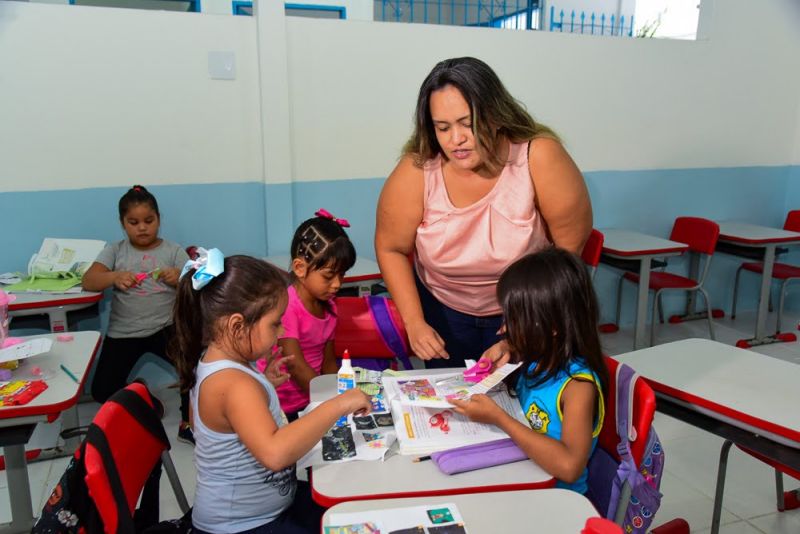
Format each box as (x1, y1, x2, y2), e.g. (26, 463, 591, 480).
(586, 362, 664, 533)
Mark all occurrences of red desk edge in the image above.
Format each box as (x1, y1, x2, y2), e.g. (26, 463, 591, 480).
(311, 476, 556, 508)
(9, 292, 103, 312)
(602, 245, 688, 257)
(719, 234, 800, 245)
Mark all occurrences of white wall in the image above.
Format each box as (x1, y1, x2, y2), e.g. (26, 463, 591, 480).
(0, 2, 262, 192)
(285, 0, 800, 182)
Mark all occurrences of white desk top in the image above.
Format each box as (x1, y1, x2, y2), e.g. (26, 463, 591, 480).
(323, 489, 598, 532)
(263, 255, 381, 282)
(614, 338, 800, 447)
(0, 331, 101, 425)
(717, 221, 800, 245)
(599, 228, 688, 258)
(309, 370, 554, 506)
(8, 291, 102, 311)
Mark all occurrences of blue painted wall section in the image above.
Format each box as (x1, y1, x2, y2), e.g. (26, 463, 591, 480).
(3, 165, 799, 326)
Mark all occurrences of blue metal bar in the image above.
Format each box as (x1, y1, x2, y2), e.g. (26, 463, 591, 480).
(424, 0, 428, 23)
(569, 9, 574, 32)
(629, 15, 634, 37)
(600, 13, 605, 35)
(610, 14, 615, 35)
(580, 11, 585, 34)
(590, 12, 595, 34)
(619, 15, 625, 36)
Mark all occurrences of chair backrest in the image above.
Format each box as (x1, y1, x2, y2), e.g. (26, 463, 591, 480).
(581, 229, 605, 270)
(334, 296, 409, 361)
(784, 210, 800, 233)
(84, 382, 171, 533)
(596, 357, 657, 467)
(669, 217, 720, 256)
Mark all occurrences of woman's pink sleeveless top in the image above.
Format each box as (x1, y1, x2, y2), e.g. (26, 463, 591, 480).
(415, 142, 551, 316)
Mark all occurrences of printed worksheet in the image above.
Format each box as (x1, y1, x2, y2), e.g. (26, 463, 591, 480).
(0, 338, 52, 364)
(326, 502, 468, 534)
(28, 238, 106, 276)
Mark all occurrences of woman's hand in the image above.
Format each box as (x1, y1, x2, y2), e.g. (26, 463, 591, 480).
(407, 320, 449, 360)
(479, 339, 510, 370)
(263, 350, 294, 388)
(113, 271, 139, 291)
(337, 388, 373, 417)
(448, 394, 504, 425)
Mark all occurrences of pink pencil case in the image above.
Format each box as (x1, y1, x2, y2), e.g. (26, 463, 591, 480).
(430, 438, 528, 475)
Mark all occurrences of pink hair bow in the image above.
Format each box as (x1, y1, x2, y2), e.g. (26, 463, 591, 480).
(315, 208, 350, 228)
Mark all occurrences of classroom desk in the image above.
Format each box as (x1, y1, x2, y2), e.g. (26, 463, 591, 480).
(8, 291, 102, 332)
(599, 229, 689, 349)
(0, 331, 100, 534)
(715, 221, 800, 348)
(263, 255, 381, 296)
(322, 489, 599, 533)
(308, 371, 555, 508)
(614, 338, 800, 534)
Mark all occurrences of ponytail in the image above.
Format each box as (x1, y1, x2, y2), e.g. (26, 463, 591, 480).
(170, 269, 206, 392)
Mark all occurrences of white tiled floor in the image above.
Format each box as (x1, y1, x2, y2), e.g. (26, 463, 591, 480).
(2, 309, 799, 532)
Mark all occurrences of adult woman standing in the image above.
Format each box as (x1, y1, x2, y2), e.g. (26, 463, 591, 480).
(375, 57, 592, 368)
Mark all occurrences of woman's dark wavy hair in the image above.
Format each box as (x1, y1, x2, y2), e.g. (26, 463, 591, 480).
(498, 248, 608, 396)
(169, 255, 287, 392)
(119, 184, 159, 221)
(403, 57, 559, 175)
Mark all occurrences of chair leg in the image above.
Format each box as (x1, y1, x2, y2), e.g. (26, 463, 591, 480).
(699, 288, 715, 340)
(658, 297, 665, 324)
(776, 279, 789, 334)
(161, 451, 190, 514)
(711, 440, 734, 534)
(775, 468, 785, 512)
(731, 265, 744, 320)
(651, 290, 662, 347)
(615, 276, 625, 326)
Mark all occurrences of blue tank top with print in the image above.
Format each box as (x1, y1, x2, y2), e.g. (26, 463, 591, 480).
(515, 358, 604, 494)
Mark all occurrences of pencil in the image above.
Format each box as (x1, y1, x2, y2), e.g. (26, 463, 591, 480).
(60, 363, 80, 384)
(413, 455, 431, 463)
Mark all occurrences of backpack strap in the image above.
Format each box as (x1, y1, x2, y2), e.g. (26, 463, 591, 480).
(365, 296, 413, 370)
(86, 423, 138, 534)
(110, 387, 170, 449)
(614, 362, 639, 464)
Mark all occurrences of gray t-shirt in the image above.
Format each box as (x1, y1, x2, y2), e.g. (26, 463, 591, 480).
(96, 239, 188, 338)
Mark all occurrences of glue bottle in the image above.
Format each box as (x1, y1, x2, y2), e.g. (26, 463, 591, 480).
(335, 349, 355, 427)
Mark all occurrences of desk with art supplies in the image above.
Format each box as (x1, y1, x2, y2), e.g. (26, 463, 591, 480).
(613, 338, 800, 534)
(322, 488, 600, 533)
(0, 331, 101, 534)
(263, 255, 382, 296)
(306, 366, 555, 508)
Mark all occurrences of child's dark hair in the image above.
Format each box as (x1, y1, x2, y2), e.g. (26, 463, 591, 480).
(290, 215, 356, 275)
(169, 255, 287, 392)
(498, 247, 608, 395)
(119, 185, 160, 221)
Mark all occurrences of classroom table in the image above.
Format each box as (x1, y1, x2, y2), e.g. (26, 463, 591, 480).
(322, 489, 599, 533)
(308, 370, 555, 507)
(614, 338, 800, 534)
(8, 291, 102, 332)
(599, 229, 689, 349)
(0, 331, 101, 534)
(715, 221, 800, 348)
(263, 255, 381, 296)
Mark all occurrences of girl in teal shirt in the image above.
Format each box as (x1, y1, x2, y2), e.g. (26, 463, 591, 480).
(450, 247, 608, 493)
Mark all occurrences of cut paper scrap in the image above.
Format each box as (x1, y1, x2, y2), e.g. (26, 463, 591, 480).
(465, 362, 522, 396)
(0, 337, 53, 364)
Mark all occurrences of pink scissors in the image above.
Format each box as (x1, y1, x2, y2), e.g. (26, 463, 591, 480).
(463, 357, 492, 383)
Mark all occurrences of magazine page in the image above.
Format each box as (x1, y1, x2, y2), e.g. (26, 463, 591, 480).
(326, 502, 467, 534)
(28, 238, 106, 276)
(391, 389, 527, 455)
(382, 374, 472, 409)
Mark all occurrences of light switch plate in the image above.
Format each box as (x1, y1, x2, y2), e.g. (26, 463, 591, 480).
(208, 51, 236, 80)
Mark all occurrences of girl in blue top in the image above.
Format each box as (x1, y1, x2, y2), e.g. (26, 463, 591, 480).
(450, 247, 608, 493)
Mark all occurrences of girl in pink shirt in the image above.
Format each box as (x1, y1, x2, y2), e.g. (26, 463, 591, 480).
(276, 211, 356, 419)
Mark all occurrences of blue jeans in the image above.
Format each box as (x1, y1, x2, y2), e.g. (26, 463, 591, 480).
(415, 274, 502, 369)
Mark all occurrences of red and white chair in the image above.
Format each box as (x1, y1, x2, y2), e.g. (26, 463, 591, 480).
(581, 229, 605, 279)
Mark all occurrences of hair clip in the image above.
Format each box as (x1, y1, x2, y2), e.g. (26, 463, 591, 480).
(180, 247, 225, 290)
(315, 208, 350, 228)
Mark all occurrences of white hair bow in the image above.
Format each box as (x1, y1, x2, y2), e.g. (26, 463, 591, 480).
(180, 247, 224, 290)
